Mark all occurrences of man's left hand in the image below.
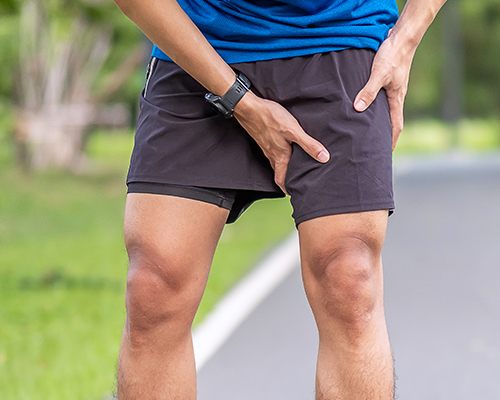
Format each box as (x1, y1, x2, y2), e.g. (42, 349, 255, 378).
(353, 29, 415, 151)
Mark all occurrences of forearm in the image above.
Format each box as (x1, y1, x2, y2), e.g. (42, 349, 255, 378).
(113, 0, 236, 96)
(390, 0, 448, 54)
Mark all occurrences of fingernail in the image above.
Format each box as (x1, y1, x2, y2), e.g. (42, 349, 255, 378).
(318, 150, 330, 163)
(354, 99, 367, 112)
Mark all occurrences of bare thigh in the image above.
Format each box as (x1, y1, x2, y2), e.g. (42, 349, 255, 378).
(123, 193, 230, 328)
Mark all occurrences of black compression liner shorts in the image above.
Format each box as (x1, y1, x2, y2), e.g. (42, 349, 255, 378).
(126, 49, 395, 225)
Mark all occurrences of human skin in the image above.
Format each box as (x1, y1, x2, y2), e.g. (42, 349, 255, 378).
(113, 0, 447, 399)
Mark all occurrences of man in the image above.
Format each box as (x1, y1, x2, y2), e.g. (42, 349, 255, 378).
(112, 0, 446, 398)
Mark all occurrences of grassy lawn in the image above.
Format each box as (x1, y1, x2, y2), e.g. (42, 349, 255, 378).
(394, 118, 500, 155)
(0, 119, 498, 399)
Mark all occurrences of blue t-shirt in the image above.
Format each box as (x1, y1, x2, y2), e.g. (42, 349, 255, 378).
(152, 0, 399, 64)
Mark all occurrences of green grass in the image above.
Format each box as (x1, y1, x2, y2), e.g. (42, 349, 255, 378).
(0, 134, 131, 400)
(394, 118, 500, 155)
(0, 130, 294, 399)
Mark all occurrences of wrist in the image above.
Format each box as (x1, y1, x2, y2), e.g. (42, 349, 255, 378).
(233, 90, 260, 117)
(388, 30, 417, 60)
(205, 72, 251, 118)
(391, 0, 445, 52)
(207, 68, 238, 97)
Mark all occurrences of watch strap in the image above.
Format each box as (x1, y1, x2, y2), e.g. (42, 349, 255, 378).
(221, 73, 251, 112)
(205, 73, 251, 118)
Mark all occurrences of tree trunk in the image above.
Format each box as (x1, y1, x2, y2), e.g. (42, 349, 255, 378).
(16, 104, 95, 171)
(14, 0, 142, 172)
(441, 0, 465, 149)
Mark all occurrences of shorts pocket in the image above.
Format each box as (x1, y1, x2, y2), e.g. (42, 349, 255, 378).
(144, 57, 158, 98)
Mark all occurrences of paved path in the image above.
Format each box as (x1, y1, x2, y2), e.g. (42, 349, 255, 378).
(197, 155, 500, 400)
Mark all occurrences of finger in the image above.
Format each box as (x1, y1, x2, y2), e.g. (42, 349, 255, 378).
(387, 93, 404, 151)
(292, 129, 330, 164)
(274, 161, 289, 195)
(391, 99, 403, 150)
(392, 129, 402, 151)
(354, 75, 384, 112)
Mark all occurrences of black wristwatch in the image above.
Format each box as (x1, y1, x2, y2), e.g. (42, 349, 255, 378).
(205, 73, 251, 119)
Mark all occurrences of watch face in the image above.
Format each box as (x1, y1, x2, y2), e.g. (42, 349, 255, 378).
(205, 93, 232, 118)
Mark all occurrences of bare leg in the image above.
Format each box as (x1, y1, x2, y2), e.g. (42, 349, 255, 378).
(117, 193, 229, 399)
(298, 211, 394, 400)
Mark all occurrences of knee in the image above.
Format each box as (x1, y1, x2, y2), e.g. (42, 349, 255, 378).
(304, 235, 383, 332)
(123, 235, 205, 337)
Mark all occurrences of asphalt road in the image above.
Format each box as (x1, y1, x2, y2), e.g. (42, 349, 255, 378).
(197, 155, 500, 400)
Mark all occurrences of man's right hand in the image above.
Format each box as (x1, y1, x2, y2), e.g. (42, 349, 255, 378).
(113, 0, 330, 194)
(234, 91, 330, 194)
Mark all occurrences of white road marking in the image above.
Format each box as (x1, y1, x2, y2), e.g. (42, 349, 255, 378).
(192, 232, 299, 371)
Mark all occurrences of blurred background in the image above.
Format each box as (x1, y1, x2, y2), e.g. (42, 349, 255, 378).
(0, 0, 499, 399)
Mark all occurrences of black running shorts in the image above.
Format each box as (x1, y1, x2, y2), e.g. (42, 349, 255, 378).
(127, 49, 394, 225)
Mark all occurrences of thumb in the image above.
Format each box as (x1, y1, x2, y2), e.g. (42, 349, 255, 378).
(354, 78, 383, 112)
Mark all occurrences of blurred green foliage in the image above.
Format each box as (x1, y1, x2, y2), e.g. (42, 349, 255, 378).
(462, 0, 500, 117)
(400, 0, 500, 119)
(0, 0, 147, 142)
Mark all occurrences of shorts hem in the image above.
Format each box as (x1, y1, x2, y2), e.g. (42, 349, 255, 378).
(126, 176, 283, 197)
(294, 202, 395, 226)
(126, 179, 286, 224)
(127, 182, 236, 210)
